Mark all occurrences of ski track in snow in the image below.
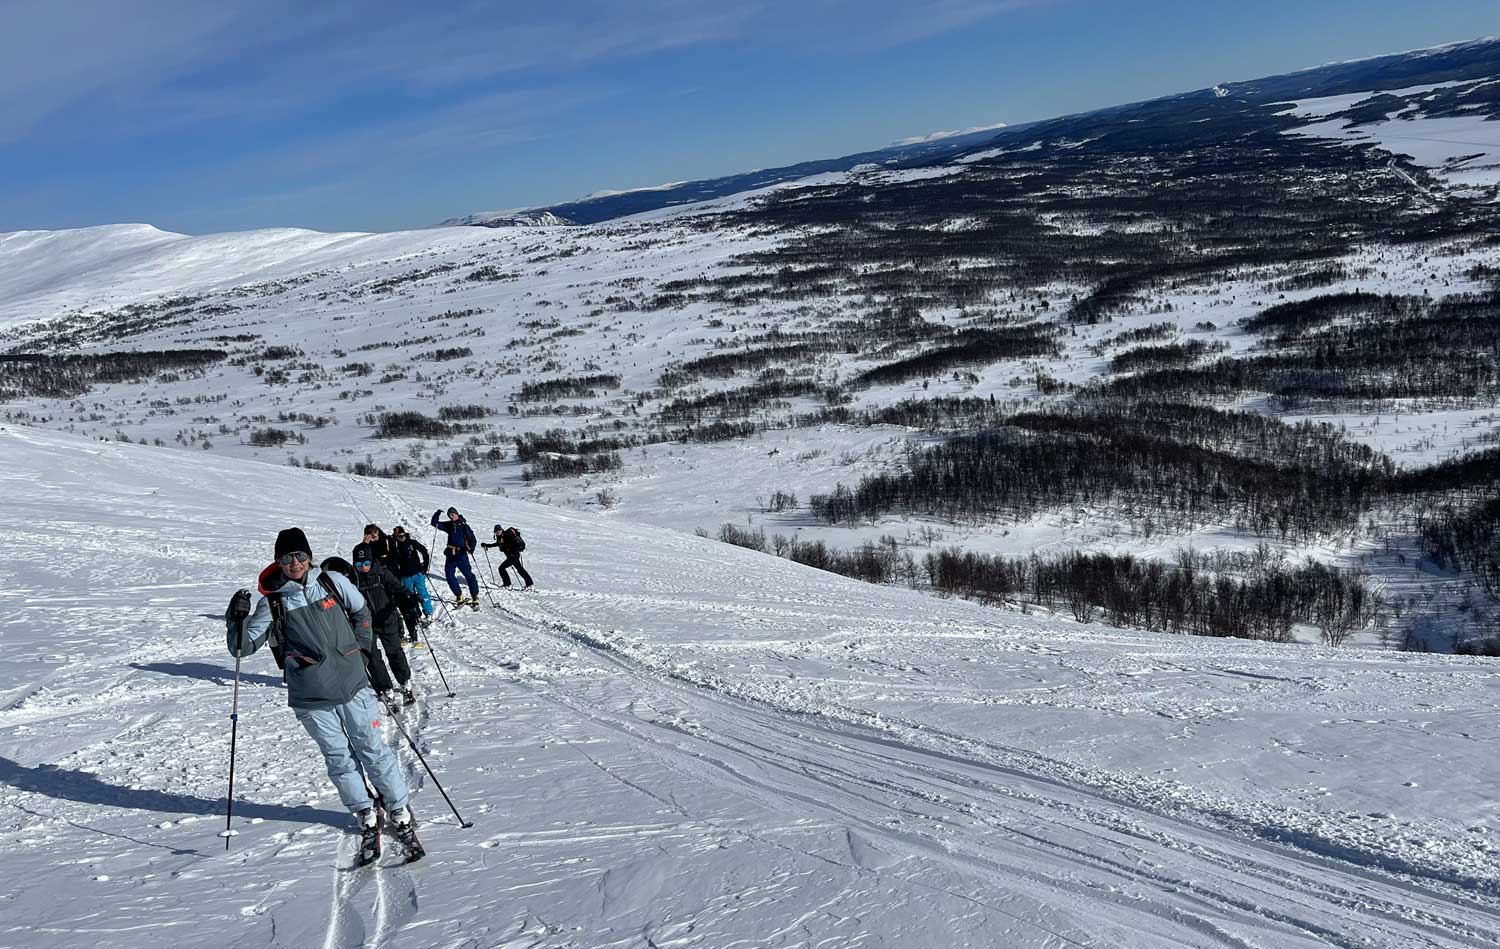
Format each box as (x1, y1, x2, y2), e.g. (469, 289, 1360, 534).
(4, 426, 1500, 947)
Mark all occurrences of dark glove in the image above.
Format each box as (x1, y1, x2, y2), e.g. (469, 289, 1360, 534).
(227, 588, 252, 623)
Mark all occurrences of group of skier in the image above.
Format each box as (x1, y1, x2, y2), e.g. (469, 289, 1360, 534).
(222, 507, 535, 866)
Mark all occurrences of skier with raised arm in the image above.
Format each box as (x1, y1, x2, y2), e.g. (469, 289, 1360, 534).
(224, 527, 423, 865)
(431, 507, 480, 609)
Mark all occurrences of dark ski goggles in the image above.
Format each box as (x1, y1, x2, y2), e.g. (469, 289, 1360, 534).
(277, 551, 312, 567)
(354, 559, 372, 567)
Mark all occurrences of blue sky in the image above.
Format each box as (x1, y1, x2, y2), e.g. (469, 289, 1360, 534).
(2, 0, 1496, 234)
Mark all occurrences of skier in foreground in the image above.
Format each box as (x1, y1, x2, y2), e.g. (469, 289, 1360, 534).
(431, 507, 480, 609)
(224, 527, 424, 865)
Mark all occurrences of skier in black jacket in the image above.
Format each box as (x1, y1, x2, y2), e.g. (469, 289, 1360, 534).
(361, 524, 399, 571)
(481, 523, 533, 589)
(350, 543, 416, 706)
(390, 525, 433, 642)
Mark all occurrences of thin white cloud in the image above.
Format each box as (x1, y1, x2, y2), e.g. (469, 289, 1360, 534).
(0, 0, 1054, 145)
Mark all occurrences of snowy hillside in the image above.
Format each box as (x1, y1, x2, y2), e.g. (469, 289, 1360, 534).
(0, 223, 499, 328)
(4, 424, 1500, 947)
(3, 34, 1500, 666)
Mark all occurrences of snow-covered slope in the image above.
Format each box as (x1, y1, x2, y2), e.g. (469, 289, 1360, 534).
(0, 224, 499, 328)
(3, 424, 1499, 947)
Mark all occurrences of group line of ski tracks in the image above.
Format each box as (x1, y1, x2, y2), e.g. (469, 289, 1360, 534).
(317, 480, 428, 949)
(319, 692, 426, 949)
(348, 479, 1500, 945)
(464, 590, 1500, 947)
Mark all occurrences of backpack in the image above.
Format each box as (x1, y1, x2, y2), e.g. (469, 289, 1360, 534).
(505, 526, 526, 552)
(266, 572, 340, 672)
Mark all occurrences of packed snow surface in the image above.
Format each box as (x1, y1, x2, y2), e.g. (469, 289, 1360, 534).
(3, 425, 1500, 947)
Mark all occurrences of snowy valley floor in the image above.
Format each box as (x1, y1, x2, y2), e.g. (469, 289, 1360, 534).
(3, 425, 1500, 948)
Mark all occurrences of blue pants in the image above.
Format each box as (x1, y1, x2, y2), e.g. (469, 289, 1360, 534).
(401, 574, 433, 616)
(294, 688, 409, 815)
(445, 554, 478, 598)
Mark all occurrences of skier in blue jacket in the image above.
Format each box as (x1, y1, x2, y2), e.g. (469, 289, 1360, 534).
(431, 507, 480, 607)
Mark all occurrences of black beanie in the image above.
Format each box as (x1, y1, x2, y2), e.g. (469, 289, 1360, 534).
(274, 527, 312, 560)
(353, 543, 373, 562)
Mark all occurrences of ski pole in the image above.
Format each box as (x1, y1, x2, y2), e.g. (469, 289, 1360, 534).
(479, 548, 503, 607)
(417, 620, 457, 698)
(379, 698, 473, 828)
(222, 589, 252, 850)
(424, 573, 455, 624)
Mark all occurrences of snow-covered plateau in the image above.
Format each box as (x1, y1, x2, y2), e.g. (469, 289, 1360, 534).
(3, 425, 1500, 948)
(5, 34, 1500, 946)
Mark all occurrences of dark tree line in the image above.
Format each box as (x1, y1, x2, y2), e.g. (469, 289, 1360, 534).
(0, 349, 226, 401)
(660, 343, 819, 388)
(924, 549, 1378, 644)
(855, 324, 1060, 387)
(423, 346, 473, 362)
(713, 523, 1379, 643)
(1109, 339, 1225, 373)
(1108, 290, 1500, 404)
(515, 374, 622, 402)
(1421, 496, 1500, 601)
(1241, 291, 1413, 338)
(437, 403, 492, 420)
(522, 451, 622, 481)
(367, 411, 455, 439)
(1096, 322, 1176, 350)
(660, 378, 824, 424)
(248, 427, 305, 447)
(810, 425, 1380, 542)
(514, 428, 637, 461)
(1008, 402, 1386, 471)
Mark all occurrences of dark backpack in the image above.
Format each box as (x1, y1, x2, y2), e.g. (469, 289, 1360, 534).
(505, 526, 526, 552)
(266, 572, 339, 672)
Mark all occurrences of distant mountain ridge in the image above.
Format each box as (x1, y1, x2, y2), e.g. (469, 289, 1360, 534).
(437, 124, 1023, 227)
(435, 209, 573, 228)
(440, 34, 1500, 229)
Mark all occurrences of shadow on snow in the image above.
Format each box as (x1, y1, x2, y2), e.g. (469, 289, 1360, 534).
(0, 755, 348, 829)
(130, 661, 283, 689)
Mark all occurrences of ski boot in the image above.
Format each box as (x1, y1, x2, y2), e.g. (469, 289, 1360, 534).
(387, 806, 426, 863)
(355, 806, 383, 867)
(402, 686, 417, 707)
(454, 593, 468, 608)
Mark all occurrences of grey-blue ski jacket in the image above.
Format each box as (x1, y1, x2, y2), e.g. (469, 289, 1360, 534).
(226, 563, 374, 710)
